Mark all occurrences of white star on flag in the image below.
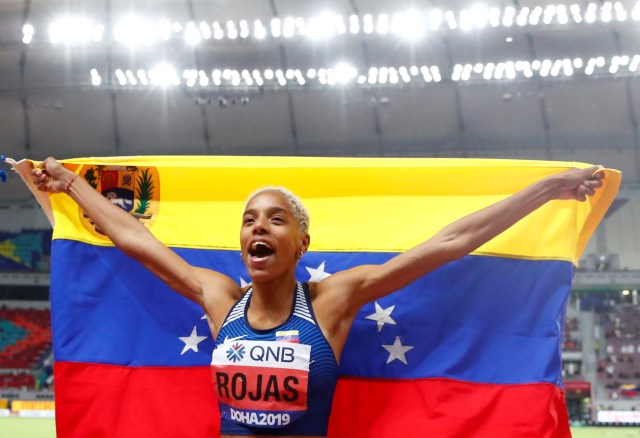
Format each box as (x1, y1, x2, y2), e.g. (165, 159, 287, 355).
(382, 336, 414, 365)
(365, 301, 397, 332)
(306, 261, 332, 282)
(239, 277, 250, 288)
(179, 326, 207, 355)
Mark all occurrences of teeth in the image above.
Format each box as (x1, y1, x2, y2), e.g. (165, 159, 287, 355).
(251, 241, 272, 250)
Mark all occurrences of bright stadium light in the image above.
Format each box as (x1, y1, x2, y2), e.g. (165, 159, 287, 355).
(377, 13, 389, 34)
(239, 20, 250, 38)
(428, 9, 443, 30)
(137, 69, 149, 85)
(49, 16, 102, 44)
(444, 10, 457, 29)
(114, 16, 157, 46)
(363, 14, 374, 33)
(148, 64, 179, 86)
(157, 20, 172, 40)
(489, 7, 501, 27)
(212, 21, 224, 39)
(254, 20, 266, 39)
(227, 21, 238, 39)
(392, 11, 425, 39)
(334, 63, 357, 84)
(283, 17, 295, 38)
(271, 18, 282, 38)
(184, 21, 201, 45)
(90, 69, 101, 86)
(349, 15, 360, 34)
(200, 21, 212, 40)
(22, 24, 34, 44)
(471, 6, 489, 28)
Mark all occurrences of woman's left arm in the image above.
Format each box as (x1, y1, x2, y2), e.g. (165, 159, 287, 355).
(319, 165, 604, 313)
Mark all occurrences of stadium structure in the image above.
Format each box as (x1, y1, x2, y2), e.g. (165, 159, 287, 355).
(0, 0, 639, 428)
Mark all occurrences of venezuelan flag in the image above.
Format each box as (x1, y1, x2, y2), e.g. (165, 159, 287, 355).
(12, 156, 620, 438)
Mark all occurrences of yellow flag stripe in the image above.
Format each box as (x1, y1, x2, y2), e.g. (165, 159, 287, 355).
(43, 156, 620, 264)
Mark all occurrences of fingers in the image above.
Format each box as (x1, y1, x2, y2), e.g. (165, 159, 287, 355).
(588, 165, 605, 180)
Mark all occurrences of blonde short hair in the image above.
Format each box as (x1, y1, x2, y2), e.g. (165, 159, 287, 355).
(245, 187, 310, 234)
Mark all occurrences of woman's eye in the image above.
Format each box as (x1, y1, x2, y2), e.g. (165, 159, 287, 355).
(271, 216, 284, 223)
(243, 217, 255, 225)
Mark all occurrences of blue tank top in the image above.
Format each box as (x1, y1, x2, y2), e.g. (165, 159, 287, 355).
(212, 282, 339, 436)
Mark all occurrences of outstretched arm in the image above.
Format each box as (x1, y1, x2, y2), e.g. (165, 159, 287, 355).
(32, 158, 240, 314)
(318, 166, 604, 315)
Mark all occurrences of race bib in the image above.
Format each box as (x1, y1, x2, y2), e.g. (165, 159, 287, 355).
(211, 339, 311, 428)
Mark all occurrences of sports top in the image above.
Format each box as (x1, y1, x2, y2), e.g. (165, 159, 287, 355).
(212, 282, 339, 436)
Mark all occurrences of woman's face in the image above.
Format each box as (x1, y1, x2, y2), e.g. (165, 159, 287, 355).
(240, 191, 309, 283)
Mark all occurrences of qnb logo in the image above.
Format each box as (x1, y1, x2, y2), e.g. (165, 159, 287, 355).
(226, 343, 246, 362)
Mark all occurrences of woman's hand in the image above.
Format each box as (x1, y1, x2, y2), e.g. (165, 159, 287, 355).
(554, 165, 605, 202)
(31, 157, 76, 194)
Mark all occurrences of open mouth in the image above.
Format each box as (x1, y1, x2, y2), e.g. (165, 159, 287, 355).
(249, 241, 275, 259)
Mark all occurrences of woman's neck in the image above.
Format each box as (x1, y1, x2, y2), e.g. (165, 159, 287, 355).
(247, 275, 297, 330)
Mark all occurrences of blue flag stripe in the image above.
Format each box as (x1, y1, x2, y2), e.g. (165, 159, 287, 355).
(50, 239, 571, 386)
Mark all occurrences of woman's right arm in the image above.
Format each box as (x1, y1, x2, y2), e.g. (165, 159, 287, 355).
(32, 157, 240, 313)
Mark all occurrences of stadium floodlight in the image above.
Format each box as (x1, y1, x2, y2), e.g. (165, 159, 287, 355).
(295, 17, 306, 36)
(22, 24, 34, 44)
(227, 21, 238, 39)
(557, 5, 569, 24)
(308, 12, 338, 39)
(392, 11, 425, 39)
(334, 63, 356, 84)
(148, 64, 179, 86)
(452, 64, 462, 81)
(157, 20, 172, 41)
(212, 21, 224, 39)
(137, 69, 149, 85)
(307, 68, 317, 79)
(483, 63, 495, 80)
(444, 10, 457, 29)
(283, 17, 295, 38)
(114, 16, 157, 46)
(200, 21, 212, 40)
(377, 13, 389, 34)
(90, 69, 101, 86)
(184, 22, 201, 45)
(461, 64, 473, 81)
(350, 15, 360, 34)
(631, 55, 640, 72)
(428, 9, 443, 30)
(633, 2, 640, 20)
(49, 16, 102, 44)
(529, 6, 542, 25)
(503, 6, 516, 26)
(199, 70, 209, 86)
(336, 15, 347, 34)
(264, 69, 274, 80)
(363, 14, 374, 33)
(240, 20, 250, 38)
(585, 3, 597, 22)
(126, 69, 138, 85)
(516, 7, 529, 26)
(430, 66, 441, 82)
(470, 6, 489, 29)
(615, 3, 628, 21)
(254, 20, 266, 39)
(271, 18, 282, 38)
(115, 69, 127, 85)
(489, 8, 501, 27)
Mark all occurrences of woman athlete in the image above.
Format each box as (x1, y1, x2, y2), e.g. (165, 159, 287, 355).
(33, 157, 604, 438)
